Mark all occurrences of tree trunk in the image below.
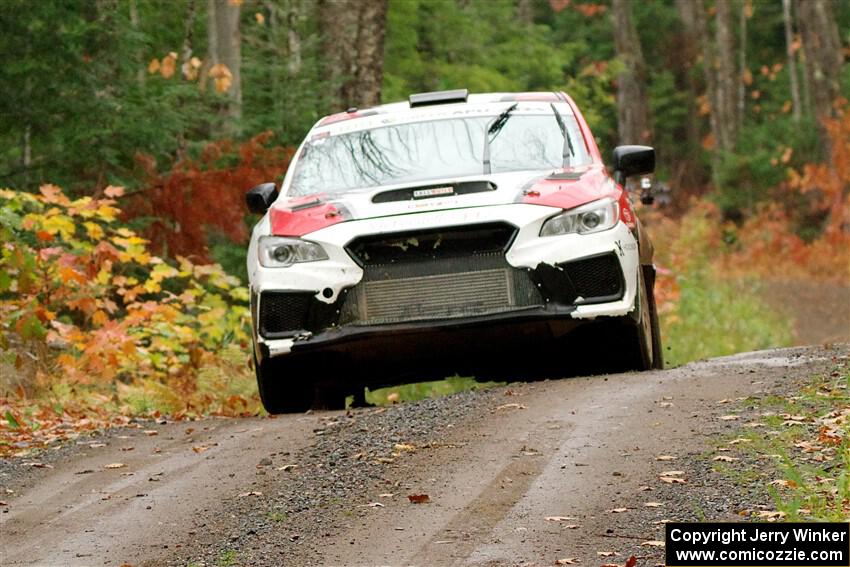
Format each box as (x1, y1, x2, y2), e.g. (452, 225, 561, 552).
(611, 0, 651, 145)
(208, 0, 242, 124)
(672, 0, 705, 188)
(129, 0, 145, 86)
(737, 1, 748, 134)
(518, 0, 534, 25)
(795, 0, 844, 149)
(353, 0, 388, 108)
(714, 0, 738, 152)
(286, 0, 303, 76)
(319, 0, 387, 111)
(782, 0, 802, 124)
(678, 0, 721, 153)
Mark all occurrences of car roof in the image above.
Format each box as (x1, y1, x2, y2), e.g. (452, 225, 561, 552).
(312, 91, 575, 135)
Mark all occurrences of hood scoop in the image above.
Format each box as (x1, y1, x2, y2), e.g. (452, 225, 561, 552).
(372, 180, 496, 204)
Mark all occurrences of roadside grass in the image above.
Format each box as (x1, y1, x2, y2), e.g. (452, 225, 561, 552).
(363, 375, 503, 406)
(659, 271, 793, 368)
(215, 548, 238, 567)
(713, 357, 850, 521)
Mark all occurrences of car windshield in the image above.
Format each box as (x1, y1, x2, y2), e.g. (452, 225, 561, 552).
(288, 113, 590, 196)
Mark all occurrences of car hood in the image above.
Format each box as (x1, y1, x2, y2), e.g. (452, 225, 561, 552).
(268, 164, 619, 237)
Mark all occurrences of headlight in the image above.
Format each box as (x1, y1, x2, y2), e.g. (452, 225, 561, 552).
(258, 236, 328, 267)
(540, 198, 620, 237)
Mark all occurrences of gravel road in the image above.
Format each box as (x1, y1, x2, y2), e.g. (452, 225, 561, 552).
(1, 344, 846, 567)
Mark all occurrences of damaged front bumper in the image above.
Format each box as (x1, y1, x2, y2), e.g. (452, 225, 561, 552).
(249, 204, 640, 361)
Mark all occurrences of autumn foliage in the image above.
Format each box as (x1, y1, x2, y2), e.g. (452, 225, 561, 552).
(131, 132, 293, 261)
(0, 185, 259, 455)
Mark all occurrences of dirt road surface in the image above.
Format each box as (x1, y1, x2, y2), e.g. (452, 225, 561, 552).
(2, 345, 846, 567)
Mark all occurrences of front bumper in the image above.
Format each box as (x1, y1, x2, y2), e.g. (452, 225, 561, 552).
(248, 203, 640, 360)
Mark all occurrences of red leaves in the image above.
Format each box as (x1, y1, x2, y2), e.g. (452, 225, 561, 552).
(407, 494, 430, 504)
(129, 133, 293, 261)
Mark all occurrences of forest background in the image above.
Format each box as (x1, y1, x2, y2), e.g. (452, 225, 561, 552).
(0, 0, 848, 451)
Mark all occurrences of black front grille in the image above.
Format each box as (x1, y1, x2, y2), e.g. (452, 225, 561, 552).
(259, 292, 312, 337)
(560, 253, 624, 301)
(339, 224, 540, 326)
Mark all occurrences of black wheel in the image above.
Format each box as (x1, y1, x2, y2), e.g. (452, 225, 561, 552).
(646, 268, 664, 370)
(630, 267, 656, 371)
(254, 352, 314, 414)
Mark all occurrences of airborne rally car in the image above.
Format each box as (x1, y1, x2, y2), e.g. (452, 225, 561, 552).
(246, 90, 662, 413)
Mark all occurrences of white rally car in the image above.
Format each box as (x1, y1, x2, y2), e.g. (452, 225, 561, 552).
(246, 90, 662, 413)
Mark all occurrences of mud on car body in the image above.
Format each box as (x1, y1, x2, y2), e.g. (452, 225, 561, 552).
(246, 89, 663, 413)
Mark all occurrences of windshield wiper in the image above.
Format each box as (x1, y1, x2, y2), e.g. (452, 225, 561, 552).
(482, 103, 518, 174)
(550, 103, 574, 168)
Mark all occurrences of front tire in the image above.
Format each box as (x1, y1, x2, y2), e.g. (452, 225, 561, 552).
(254, 353, 315, 414)
(631, 266, 663, 371)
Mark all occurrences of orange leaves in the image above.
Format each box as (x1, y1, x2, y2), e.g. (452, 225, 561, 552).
(129, 134, 292, 261)
(209, 63, 233, 93)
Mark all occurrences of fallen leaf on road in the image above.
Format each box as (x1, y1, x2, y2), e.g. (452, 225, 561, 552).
(719, 415, 740, 421)
(378, 493, 394, 498)
(608, 507, 629, 513)
(104, 463, 125, 469)
(23, 462, 52, 468)
(641, 540, 665, 547)
(756, 510, 786, 520)
(238, 491, 263, 497)
(554, 558, 580, 565)
(143, 430, 158, 436)
(366, 502, 385, 508)
(598, 551, 619, 557)
(660, 476, 687, 484)
(659, 402, 673, 408)
(545, 516, 578, 522)
(0, 501, 7, 506)
(192, 444, 214, 453)
(394, 443, 416, 452)
(644, 502, 663, 507)
(713, 455, 739, 462)
(375, 457, 395, 464)
(769, 479, 797, 488)
(728, 438, 751, 445)
(121, 446, 135, 451)
(625, 555, 637, 567)
(660, 470, 684, 476)
(275, 464, 298, 472)
(89, 443, 107, 448)
(496, 403, 527, 410)
(655, 455, 676, 461)
(638, 485, 653, 491)
(407, 494, 430, 504)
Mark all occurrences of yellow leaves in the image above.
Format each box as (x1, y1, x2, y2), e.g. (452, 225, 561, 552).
(84, 222, 104, 240)
(209, 63, 233, 93)
(148, 58, 161, 74)
(255, 12, 265, 25)
(41, 214, 76, 241)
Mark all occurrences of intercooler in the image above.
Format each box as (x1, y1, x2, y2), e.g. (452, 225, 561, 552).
(340, 223, 543, 326)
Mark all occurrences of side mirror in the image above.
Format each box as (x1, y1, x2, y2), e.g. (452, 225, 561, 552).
(612, 145, 655, 187)
(246, 182, 278, 214)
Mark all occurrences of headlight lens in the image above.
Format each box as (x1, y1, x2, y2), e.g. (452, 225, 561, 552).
(540, 198, 620, 237)
(258, 236, 328, 267)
